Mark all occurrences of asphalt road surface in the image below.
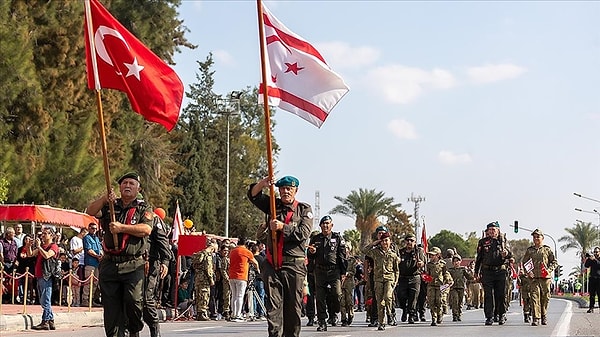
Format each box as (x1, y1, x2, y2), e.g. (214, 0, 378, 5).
(3, 298, 589, 337)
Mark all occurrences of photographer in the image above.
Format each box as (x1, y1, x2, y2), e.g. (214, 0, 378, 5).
(584, 247, 600, 313)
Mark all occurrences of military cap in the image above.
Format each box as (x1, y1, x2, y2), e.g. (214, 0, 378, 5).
(320, 215, 332, 225)
(486, 221, 500, 229)
(427, 246, 442, 255)
(380, 232, 391, 240)
(118, 171, 140, 184)
(404, 233, 416, 241)
(531, 228, 544, 237)
(275, 175, 299, 187)
(453, 255, 462, 261)
(375, 225, 389, 233)
(446, 248, 455, 255)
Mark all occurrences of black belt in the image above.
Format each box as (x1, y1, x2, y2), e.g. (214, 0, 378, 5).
(104, 254, 143, 263)
(316, 264, 338, 271)
(482, 265, 505, 271)
(281, 256, 305, 263)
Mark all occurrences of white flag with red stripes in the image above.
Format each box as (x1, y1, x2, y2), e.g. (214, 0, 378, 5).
(259, 3, 349, 128)
(171, 201, 184, 244)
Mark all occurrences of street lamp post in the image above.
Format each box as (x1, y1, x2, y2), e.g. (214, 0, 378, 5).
(217, 91, 241, 238)
(574, 208, 600, 246)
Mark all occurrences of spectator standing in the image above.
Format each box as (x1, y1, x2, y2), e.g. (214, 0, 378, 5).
(14, 224, 25, 249)
(30, 227, 60, 330)
(248, 176, 313, 337)
(15, 234, 36, 304)
(69, 258, 82, 306)
(228, 237, 260, 322)
(1, 227, 18, 274)
(82, 223, 103, 307)
(216, 244, 231, 320)
(584, 246, 600, 313)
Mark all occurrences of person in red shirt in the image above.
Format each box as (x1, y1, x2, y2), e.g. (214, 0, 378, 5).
(30, 227, 60, 330)
(228, 237, 260, 322)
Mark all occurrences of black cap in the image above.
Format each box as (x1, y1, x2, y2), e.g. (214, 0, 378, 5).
(319, 215, 332, 225)
(118, 171, 140, 184)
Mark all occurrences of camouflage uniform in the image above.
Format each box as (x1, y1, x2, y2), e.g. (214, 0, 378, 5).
(517, 272, 531, 322)
(448, 261, 473, 321)
(362, 242, 399, 329)
(192, 248, 215, 320)
(465, 264, 481, 309)
(425, 257, 453, 325)
(522, 231, 557, 326)
(340, 255, 357, 326)
(217, 252, 231, 318)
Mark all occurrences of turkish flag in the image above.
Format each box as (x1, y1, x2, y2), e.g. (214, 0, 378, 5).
(421, 222, 428, 253)
(84, 0, 183, 131)
(171, 201, 184, 244)
(259, 3, 349, 128)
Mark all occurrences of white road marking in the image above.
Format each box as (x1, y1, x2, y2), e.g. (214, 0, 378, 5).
(552, 298, 572, 337)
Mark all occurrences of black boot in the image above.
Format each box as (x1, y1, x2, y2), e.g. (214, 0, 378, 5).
(149, 323, 161, 337)
(306, 317, 315, 326)
(32, 320, 50, 330)
(317, 321, 327, 332)
(48, 320, 56, 330)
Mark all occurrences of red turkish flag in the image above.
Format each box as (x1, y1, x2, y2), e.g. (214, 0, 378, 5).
(259, 3, 349, 128)
(84, 0, 183, 131)
(421, 221, 428, 253)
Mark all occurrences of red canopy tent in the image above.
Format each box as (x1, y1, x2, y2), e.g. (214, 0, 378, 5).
(0, 204, 98, 229)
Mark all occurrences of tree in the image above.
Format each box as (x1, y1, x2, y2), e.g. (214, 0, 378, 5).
(330, 188, 401, 247)
(559, 220, 598, 273)
(507, 238, 532, 263)
(342, 229, 361, 256)
(0, 175, 8, 203)
(428, 230, 470, 258)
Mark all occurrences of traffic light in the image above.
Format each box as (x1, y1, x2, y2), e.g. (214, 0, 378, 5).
(514, 220, 519, 233)
(554, 265, 563, 281)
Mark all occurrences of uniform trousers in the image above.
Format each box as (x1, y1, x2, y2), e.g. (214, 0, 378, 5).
(261, 257, 306, 337)
(314, 268, 341, 322)
(481, 269, 507, 319)
(529, 278, 551, 319)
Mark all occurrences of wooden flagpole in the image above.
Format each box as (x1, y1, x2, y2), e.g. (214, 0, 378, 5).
(84, 0, 118, 248)
(256, 0, 279, 269)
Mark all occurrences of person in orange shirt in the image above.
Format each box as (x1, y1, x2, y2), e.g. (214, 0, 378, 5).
(229, 237, 260, 322)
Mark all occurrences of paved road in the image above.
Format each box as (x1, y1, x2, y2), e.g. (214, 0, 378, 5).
(1, 299, 589, 337)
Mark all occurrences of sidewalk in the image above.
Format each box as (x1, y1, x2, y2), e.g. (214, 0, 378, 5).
(0, 303, 172, 331)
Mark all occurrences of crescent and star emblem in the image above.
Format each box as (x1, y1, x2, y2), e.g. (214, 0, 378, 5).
(94, 25, 144, 81)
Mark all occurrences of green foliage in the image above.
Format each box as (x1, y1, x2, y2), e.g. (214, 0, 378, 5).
(507, 238, 532, 263)
(342, 229, 361, 256)
(428, 229, 470, 258)
(330, 188, 402, 247)
(0, 175, 8, 203)
(559, 221, 598, 259)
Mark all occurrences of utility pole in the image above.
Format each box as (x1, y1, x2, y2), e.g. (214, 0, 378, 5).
(314, 190, 320, 229)
(408, 193, 425, 244)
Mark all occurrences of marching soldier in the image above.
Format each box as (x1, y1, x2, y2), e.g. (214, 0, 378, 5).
(192, 242, 219, 321)
(424, 247, 453, 326)
(442, 249, 455, 315)
(466, 260, 480, 310)
(397, 233, 425, 324)
(521, 229, 557, 326)
(474, 221, 512, 326)
(448, 255, 473, 321)
(362, 231, 399, 331)
(307, 215, 347, 331)
(340, 244, 356, 326)
(517, 267, 532, 323)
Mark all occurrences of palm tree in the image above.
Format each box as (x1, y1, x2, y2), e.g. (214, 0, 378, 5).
(330, 188, 401, 247)
(559, 220, 598, 260)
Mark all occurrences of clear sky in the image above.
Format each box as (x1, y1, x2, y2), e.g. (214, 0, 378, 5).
(171, 1, 600, 275)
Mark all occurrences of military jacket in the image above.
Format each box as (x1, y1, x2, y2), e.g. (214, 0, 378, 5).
(522, 244, 557, 279)
(426, 260, 453, 287)
(308, 231, 347, 274)
(99, 198, 152, 256)
(398, 246, 426, 276)
(448, 266, 473, 289)
(362, 244, 399, 283)
(248, 185, 312, 259)
(474, 235, 512, 274)
(192, 249, 214, 283)
(148, 216, 174, 265)
(216, 254, 230, 282)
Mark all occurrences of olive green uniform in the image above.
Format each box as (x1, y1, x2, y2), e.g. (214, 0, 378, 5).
(517, 272, 531, 322)
(97, 198, 152, 337)
(425, 260, 453, 325)
(248, 185, 312, 337)
(192, 248, 215, 320)
(340, 256, 357, 325)
(522, 244, 557, 323)
(217, 253, 231, 318)
(448, 265, 473, 320)
(362, 244, 399, 328)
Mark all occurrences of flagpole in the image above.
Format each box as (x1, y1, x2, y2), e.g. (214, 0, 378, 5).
(256, 0, 279, 269)
(84, 0, 118, 248)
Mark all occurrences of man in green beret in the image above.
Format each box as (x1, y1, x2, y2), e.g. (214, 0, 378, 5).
(86, 171, 153, 337)
(397, 233, 425, 324)
(248, 175, 313, 337)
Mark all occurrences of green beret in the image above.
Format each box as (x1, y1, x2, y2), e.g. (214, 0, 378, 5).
(118, 171, 140, 184)
(275, 176, 299, 187)
(319, 215, 332, 225)
(375, 225, 389, 233)
(531, 228, 544, 237)
(486, 221, 500, 229)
